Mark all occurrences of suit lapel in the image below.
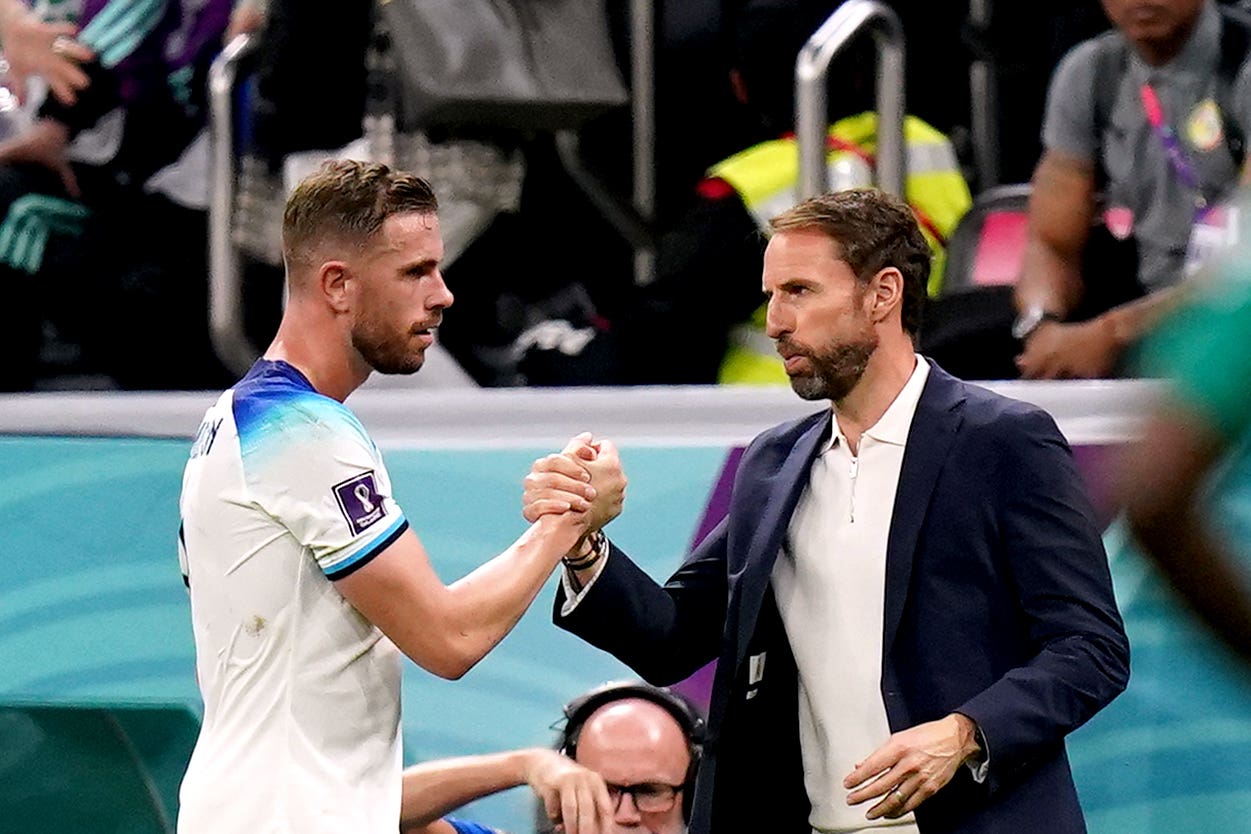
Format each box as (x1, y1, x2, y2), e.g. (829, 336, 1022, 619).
(881, 364, 967, 658)
(733, 411, 830, 669)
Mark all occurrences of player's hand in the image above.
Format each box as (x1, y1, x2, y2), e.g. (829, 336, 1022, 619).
(524, 748, 613, 834)
(523, 432, 599, 522)
(844, 714, 981, 820)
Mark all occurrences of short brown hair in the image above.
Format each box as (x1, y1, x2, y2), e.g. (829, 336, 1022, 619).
(282, 159, 439, 265)
(770, 188, 931, 335)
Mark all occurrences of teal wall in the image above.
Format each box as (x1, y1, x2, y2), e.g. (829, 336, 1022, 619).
(0, 436, 727, 831)
(1, 434, 1249, 831)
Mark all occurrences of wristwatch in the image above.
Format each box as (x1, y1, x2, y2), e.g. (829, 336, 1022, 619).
(1011, 306, 1062, 341)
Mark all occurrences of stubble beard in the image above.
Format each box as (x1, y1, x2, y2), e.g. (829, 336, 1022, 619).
(784, 328, 879, 402)
(352, 318, 426, 376)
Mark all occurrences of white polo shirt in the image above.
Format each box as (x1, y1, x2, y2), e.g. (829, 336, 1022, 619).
(772, 356, 929, 834)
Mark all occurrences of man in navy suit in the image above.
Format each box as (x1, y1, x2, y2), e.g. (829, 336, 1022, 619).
(525, 188, 1129, 834)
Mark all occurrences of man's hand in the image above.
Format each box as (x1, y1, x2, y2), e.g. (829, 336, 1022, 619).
(0, 117, 78, 196)
(1015, 318, 1120, 379)
(523, 433, 627, 534)
(524, 432, 599, 521)
(843, 714, 981, 820)
(524, 748, 614, 834)
(578, 439, 626, 533)
(0, 8, 93, 106)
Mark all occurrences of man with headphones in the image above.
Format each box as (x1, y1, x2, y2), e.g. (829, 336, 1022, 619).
(399, 680, 704, 834)
(545, 681, 705, 834)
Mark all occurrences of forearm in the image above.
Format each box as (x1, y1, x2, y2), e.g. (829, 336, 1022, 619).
(441, 514, 582, 669)
(556, 542, 724, 685)
(400, 749, 538, 829)
(1017, 237, 1085, 318)
(1099, 284, 1187, 348)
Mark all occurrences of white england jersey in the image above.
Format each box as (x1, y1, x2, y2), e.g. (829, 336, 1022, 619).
(177, 359, 407, 834)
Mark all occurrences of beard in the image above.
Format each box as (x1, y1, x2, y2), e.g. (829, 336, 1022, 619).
(779, 328, 878, 402)
(352, 316, 426, 376)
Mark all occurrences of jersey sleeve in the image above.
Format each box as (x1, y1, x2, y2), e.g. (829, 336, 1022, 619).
(237, 395, 409, 580)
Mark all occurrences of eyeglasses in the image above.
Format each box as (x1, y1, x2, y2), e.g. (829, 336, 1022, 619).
(606, 782, 684, 814)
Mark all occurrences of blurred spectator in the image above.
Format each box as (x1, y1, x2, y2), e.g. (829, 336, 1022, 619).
(1120, 204, 1251, 664)
(0, 0, 233, 391)
(1014, 0, 1251, 379)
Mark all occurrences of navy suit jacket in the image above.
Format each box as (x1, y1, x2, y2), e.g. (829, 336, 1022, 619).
(556, 363, 1130, 834)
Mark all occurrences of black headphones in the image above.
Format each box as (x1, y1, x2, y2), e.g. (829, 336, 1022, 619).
(558, 680, 706, 823)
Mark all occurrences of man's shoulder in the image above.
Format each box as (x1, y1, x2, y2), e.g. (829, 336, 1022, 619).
(232, 377, 373, 458)
(954, 378, 1061, 443)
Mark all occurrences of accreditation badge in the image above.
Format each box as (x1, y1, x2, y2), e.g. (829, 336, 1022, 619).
(1186, 98, 1224, 152)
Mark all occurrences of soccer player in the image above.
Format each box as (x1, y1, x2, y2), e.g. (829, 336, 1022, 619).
(175, 160, 619, 834)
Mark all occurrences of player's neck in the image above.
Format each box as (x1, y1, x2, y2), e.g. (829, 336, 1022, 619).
(266, 314, 370, 402)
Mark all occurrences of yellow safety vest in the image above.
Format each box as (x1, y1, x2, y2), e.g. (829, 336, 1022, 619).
(712, 113, 972, 385)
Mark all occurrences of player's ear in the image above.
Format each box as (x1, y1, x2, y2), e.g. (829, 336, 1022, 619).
(319, 261, 352, 313)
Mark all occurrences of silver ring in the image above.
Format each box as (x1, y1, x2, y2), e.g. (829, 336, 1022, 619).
(891, 786, 905, 800)
(51, 35, 72, 56)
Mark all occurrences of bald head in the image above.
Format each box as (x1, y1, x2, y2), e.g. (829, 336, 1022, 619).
(578, 699, 690, 764)
(573, 698, 691, 833)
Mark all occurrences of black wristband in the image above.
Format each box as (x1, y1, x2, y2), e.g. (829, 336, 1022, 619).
(563, 530, 607, 571)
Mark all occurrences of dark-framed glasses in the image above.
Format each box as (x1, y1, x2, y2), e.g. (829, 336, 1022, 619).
(606, 782, 683, 814)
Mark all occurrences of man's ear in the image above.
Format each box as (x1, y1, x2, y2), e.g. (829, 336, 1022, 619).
(319, 261, 351, 313)
(868, 267, 904, 324)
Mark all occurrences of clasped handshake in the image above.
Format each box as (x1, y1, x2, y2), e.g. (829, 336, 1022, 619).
(523, 432, 627, 561)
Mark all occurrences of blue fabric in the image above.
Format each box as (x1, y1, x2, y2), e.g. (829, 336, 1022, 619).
(231, 359, 370, 462)
(445, 818, 501, 834)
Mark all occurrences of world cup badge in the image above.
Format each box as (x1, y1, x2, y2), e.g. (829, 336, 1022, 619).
(1186, 99, 1224, 153)
(334, 471, 387, 535)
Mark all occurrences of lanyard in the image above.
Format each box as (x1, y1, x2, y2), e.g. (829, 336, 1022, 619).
(1139, 83, 1208, 220)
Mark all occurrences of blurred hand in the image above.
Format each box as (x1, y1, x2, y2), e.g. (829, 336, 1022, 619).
(0, 117, 78, 196)
(225, 3, 266, 42)
(525, 748, 613, 834)
(844, 714, 980, 821)
(1015, 318, 1120, 379)
(0, 11, 93, 106)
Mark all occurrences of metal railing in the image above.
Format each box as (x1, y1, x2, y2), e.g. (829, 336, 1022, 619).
(208, 33, 263, 377)
(967, 0, 1000, 189)
(796, 0, 906, 200)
